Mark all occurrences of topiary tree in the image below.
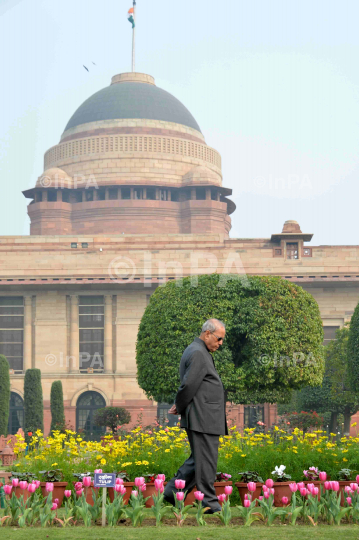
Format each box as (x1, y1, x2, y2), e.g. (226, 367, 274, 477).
(0, 355, 10, 436)
(136, 274, 325, 405)
(94, 407, 131, 433)
(348, 301, 359, 390)
(24, 368, 43, 441)
(50, 380, 65, 433)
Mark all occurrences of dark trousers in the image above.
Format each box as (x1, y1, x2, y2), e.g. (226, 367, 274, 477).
(163, 428, 221, 511)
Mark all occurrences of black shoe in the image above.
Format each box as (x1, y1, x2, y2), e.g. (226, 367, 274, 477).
(204, 508, 221, 514)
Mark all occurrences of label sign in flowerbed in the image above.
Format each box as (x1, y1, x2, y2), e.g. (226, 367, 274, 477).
(94, 473, 116, 488)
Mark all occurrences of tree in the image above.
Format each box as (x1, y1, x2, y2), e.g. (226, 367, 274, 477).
(136, 275, 325, 405)
(24, 368, 43, 441)
(50, 380, 65, 433)
(0, 355, 10, 436)
(348, 301, 359, 390)
(94, 407, 131, 433)
(298, 326, 359, 434)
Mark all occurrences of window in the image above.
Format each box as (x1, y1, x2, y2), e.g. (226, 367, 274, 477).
(0, 297, 24, 372)
(196, 188, 206, 200)
(47, 190, 57, 202)
(62, 190, 70, 203)
(71, 243, 77, 248)
(85, 190, 94, 201)
(98, 189, 106, 201)
(303, 247, 312, 257)
(36, 192, 43, 202)
(273, 248, 282, 257)
(76, 391, 106, 441)
(159, 189, 167, 201)
(323, 326, 340, 345)
(133, 188, 143, 200)
(286, 242, 299, 260)
(122, 188, 131, 200)
(244, 405, 264, 429)
(171, 190, 179, 202)
(146, 188, 156, 200)
(79, 296, 104, 373)
(157, 403, 179, 427)
(184, 189, 191, 201)
(8, 392, 24, 434)
(109, 188, 118, 200)
(75, 191, 82, 203)
(81, 243, 88, 248)
(211, 189, 217, 201)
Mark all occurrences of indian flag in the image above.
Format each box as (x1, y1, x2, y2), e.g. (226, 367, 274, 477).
(127, 7, 135, 28)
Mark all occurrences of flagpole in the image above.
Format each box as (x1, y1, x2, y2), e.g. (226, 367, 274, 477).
(132, 0, 136, 72)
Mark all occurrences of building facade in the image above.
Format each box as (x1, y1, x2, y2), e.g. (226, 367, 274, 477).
(1, 72, 359, 437)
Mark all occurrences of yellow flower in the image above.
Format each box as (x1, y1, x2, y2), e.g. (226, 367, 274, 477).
(241, 454, 246, 457)
(51, 463, 58, 466)
(100, 458, 106, 465)
(164, 449, 170, 453)
(343, 458, 348, 462)
(351, 422, 357, 427)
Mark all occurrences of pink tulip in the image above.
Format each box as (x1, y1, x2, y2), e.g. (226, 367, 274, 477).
(28, 483, 36, 493)
(19, 481, 28, 490)
(312, 487, 319, 496)
(175, 479, 186, 490)
(265, 479, 274, 488)
(300, 488, 308, 497)
(356, 475, 359, 484)
(34, 480, 41, 489)
(154, 479, 163, 492)
(115, 477, 124, 485)
(132, 490, 138, 497)
(347, 497, 352, 505)
(307, 483, 315, 493)
(332, 481, 340, 492)
(262, 485, 268, 492)
(4, 485, 12, 495)
(194, 491, 204, 501)
(74, 481, 83, 490)
(118, 485, 127, 495)
(244, 493, 252, 500)
(324, 481, 331, 490)
(289, 483, 298, 493)
(244, 499, 251, 508)
(83, 477, 91, 488)
(157, 474, 166, 482)
(176, 491, 184, 501)
(51, 503, 58, 511)
(94, 469, 102, 474)
(269, 488, 275, 495)
(217, 493, 226, 503)
(297, 482, 305, 490)
(139, 483, 147, 492)
(54, 498, 59, 505)
(350, 483, 358, 491)
(319, 471, 327, 482)
(281, 496, 288, 505)
(264, 491, 270, 499)
(76, 489, 83, 497)
(11, 478, 19, 487)
(224, 485, 233, 495)
(258, 495, 263, 501)
(134, 477, 145, 487)
(247, 482, 256, 492)
(46, 482, 54, 493)
(345, 485, 352, 494)
(64, 490, 71, 498)
(115, 484, 122, 493)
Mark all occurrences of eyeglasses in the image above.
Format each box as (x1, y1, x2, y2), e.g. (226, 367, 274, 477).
(210, 331, 224, 343)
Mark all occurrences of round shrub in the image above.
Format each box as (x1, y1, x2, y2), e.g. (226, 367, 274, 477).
(136, 274, 325, 404)
(94, 406, 131, 433)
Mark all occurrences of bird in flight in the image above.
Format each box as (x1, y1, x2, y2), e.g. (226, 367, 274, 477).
(83, 65, 89, 72)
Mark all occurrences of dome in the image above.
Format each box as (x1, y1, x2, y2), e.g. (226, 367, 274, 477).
(35, 167, 72, 189)
(64, 72, 201, 133)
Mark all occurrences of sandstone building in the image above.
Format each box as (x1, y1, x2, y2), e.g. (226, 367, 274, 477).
(1, 72, 359, 437)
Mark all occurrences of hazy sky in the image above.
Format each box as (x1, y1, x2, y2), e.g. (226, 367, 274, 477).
(0, 0, 358, 245)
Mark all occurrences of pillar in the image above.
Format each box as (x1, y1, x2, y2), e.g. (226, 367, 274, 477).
(105, 188, 109, 200)
(104, 295, 113, 373)
(69, 295, 79, 372)
(23, 296, 32, 372)
(205, 188, 211, 200)
(191, 188, 196, 200)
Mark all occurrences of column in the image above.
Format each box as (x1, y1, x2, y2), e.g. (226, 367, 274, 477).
(205, 188, 211, 200)
(167, 190, 171, 201)
(130, 187, 134, 199)
(191, 188, 196, 200)
(69, 295, 79, 372)
(142, 187, 147, 200)
(104, 295, 113, 373)
(105, 188, 109, 200)
(23, 296, 32, 372)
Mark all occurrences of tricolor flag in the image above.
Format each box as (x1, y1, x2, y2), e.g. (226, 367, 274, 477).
(127, 7, 135, 28)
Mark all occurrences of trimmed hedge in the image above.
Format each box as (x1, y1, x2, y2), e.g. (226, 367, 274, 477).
(348, 301, 359, 391)
(136, 274, 325, 404)
(0, 355, 10, 436)
(94, 406, 131, 433)
(50, 380, 65, 433)
(24, 368, 43, 440)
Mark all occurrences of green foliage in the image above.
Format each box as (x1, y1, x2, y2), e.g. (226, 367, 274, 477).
(50, 380, 65, 433)
(0, 355, 10, 436)
(285, 411, 323, 433)
(136, 275, 325, 404)
(39, 469, 64, 482)
(24, 368, 43, 442)
(93, 407, 131, 433)
(348, 302, 359, 391)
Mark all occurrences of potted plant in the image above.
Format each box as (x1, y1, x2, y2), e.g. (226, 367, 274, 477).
(9, 472, 38, 501)
(268, 465, 293, 506)
(72, 472, 98, 505)
(235, 470, 264, 504)
(185, 472, 232, 505)
(39, 469, 68, 506)
(95, 407, 131, 441)
(323, 469, 357, 506)
(108, 472, 132, 504)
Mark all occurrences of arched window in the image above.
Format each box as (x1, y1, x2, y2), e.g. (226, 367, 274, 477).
(76, 391, 106, 440)
(8, 392, 24, 434)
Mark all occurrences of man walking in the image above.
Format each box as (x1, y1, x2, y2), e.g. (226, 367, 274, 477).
(163, 318, 227, 513)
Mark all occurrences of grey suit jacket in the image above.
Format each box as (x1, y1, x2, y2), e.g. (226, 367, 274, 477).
(175, 337, 228, 435)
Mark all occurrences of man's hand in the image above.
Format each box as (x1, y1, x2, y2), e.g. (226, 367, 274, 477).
(168, 404, 178, 415)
